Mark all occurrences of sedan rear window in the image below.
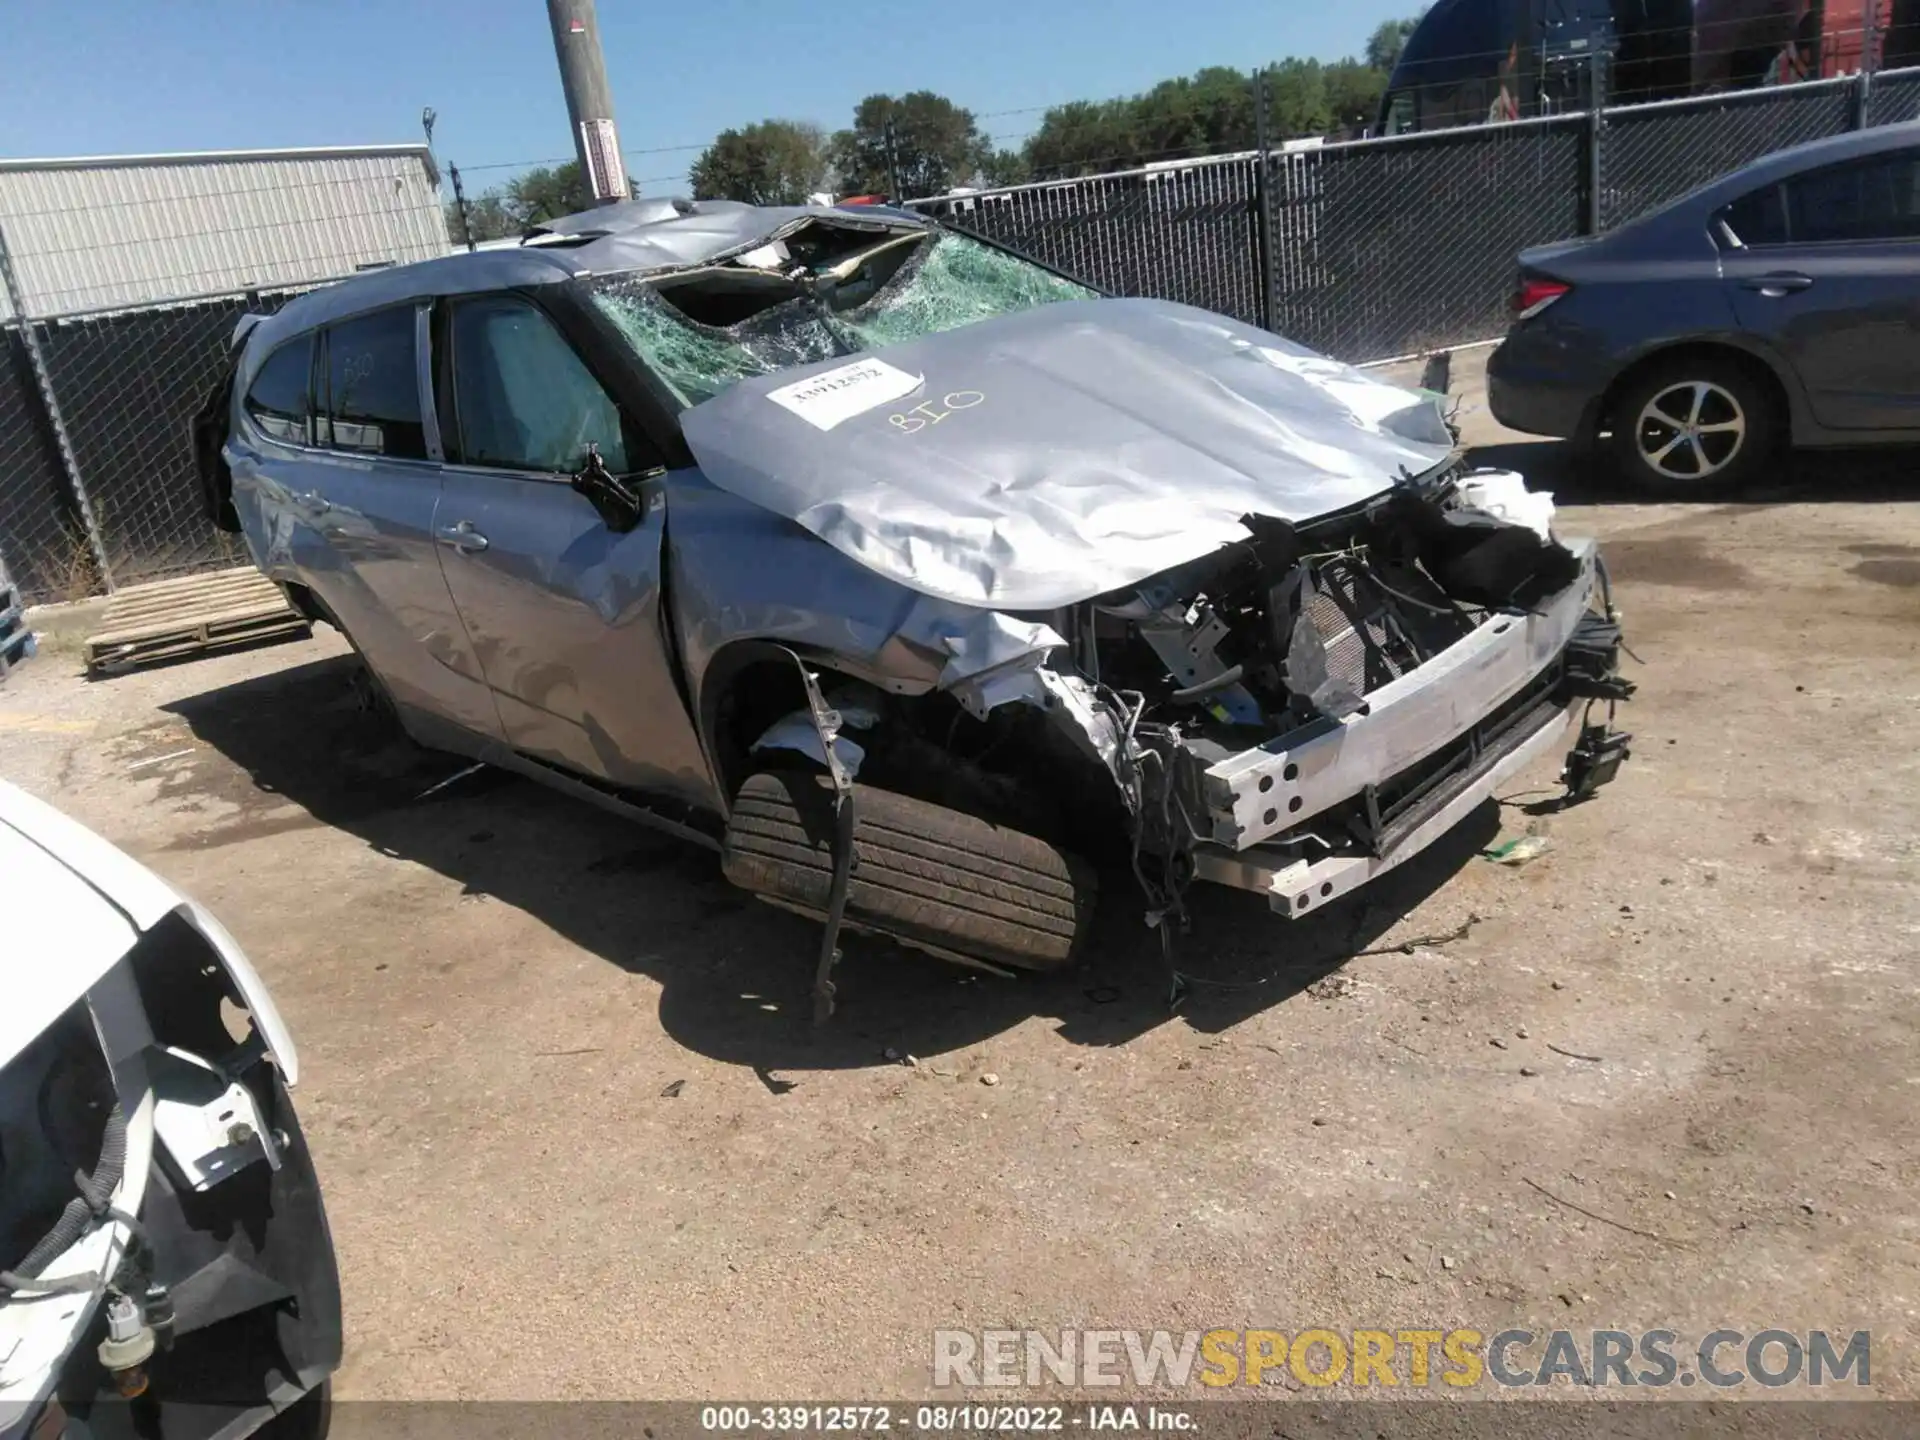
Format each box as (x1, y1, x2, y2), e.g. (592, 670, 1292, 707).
(1786, 152, 1920, 244)
(588, 230, 1093, 408)
(1721, 152, 1920, 247)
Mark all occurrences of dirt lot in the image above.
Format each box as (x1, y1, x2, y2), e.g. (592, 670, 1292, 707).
(4, 356, 1918, 1400)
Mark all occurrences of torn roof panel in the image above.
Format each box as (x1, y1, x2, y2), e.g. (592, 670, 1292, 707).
(241, 200, 930, 379)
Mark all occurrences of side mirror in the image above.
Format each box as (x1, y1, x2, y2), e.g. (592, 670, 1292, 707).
(569, 444, 645, 533)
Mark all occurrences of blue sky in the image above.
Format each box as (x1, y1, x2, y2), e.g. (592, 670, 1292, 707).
(4, 0, 1416, 193)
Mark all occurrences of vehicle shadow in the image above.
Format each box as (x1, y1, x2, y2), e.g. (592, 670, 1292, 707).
(163, 652, 1500, 1074)
(1469, 437, 1920, 505)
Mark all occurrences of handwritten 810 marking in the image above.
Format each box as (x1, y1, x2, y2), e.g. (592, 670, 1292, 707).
(889, 391, 986, 434)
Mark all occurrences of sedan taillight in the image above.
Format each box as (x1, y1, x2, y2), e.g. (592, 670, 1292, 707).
(1514, 276, 1572, 320)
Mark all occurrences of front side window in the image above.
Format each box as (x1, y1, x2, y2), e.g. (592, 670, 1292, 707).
(1784, 151, 1920, 244)
(243, 338, 311, 445)
(588, 229, 1095, 409)
(445, 296, 631, 473)
(321, 306, 427, 459)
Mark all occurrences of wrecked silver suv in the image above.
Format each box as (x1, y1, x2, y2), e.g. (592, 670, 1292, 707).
(199, 199, 1632, 1011)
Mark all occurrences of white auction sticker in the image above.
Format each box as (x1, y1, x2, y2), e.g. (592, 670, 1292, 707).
(767, 358, 923, 432)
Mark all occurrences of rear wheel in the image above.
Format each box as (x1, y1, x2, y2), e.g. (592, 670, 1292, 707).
(1609, 356, 1779, 497)
(723, 770, 1097, 972)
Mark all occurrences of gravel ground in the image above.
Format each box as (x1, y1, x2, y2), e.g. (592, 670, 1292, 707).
(3, 353, 1915, 1401)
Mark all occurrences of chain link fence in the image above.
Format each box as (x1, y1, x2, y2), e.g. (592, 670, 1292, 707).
(1600, 74, 1858, 229)
(0, 283, 327, 602)
(1270, 117, 1586, 361)
(0, 146, 445, 603)
(915, 62, 1920, 365)
(4, 78, 1918, 604)
(924, 158, 1265, 326)
(0, 326, 87, 603)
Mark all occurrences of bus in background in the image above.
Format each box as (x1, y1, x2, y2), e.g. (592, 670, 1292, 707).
(1380, 0, 1920, 134)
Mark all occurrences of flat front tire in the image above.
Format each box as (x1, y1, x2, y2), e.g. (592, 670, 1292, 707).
(723, 770, 1097, 972)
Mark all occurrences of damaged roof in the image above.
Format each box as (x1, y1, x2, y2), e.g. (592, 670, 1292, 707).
(242, 199, 930, 361)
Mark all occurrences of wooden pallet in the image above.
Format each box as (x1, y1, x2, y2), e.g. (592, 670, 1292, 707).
(85, 567, 311, 674)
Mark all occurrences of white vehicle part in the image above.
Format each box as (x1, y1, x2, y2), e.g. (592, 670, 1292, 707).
(1193, 700, 1576, 916)
(1201, 539, 1599, 850)
(1453, 469, 1556, 542)
(935, 613, 1067, 692)
(0, 964, 157, 1413)
(0, 780, 298, 1083)
(751, 714, 868, 776)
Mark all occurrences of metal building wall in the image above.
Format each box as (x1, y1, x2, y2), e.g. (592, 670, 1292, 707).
(0, 145, 449, 321)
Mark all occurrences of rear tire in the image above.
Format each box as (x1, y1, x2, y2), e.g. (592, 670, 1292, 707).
(723, 770, 1097, 972)
(1609, 355, 1780, 498)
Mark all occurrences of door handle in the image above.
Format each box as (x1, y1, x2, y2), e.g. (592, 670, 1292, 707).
(294, 489, 332, 514)
(1742, 272, 1814, 295)
(435, 519, 490, 554)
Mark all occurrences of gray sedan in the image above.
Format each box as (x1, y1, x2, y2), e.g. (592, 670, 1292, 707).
(199, 199, 1631, 1006)
(1490, 122, 1920, 494)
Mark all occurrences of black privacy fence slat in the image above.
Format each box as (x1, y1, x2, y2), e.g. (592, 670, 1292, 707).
(915, 68, 1918, 369)
(5, 71, 1918, 604)
(1270, 118, 1586, 361)
(916, 157, 1265, 326)
(1867, 65, 1920, 126)
(1600, 78, 1856, 230)
(37, 301, 256, 589)
(0, 328, 85, 603)
(0, 286, 313, 603)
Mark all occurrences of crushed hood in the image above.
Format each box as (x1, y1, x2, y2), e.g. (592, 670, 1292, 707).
(680, 297, 1453, 610)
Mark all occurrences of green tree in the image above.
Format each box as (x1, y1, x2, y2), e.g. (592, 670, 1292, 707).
(690, 120, 830, 204)
(1324, 58, 1388, 131)
(1366, 14, 1423, 73)
(979, 149, 1031, 188)
(445, 191, 516, 245)
(1022, 98, 1133, 179)
(831, 91, 991, 199)
(1264, 58, 1333, 138)
(506, 161, 588, 224)
(442, 161, 589, 246)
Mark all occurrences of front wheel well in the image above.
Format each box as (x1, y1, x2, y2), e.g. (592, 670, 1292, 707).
(1596, 343, 1791, 439)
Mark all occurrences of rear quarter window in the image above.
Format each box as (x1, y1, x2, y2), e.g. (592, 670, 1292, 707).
(1719, 184, 1789, 247)
(243, 338, 312, 445)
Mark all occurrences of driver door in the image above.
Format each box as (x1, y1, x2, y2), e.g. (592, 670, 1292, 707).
(429, 292, 714, 810)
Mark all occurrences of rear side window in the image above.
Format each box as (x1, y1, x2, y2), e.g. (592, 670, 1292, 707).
(243, 338, 312, 445)
(1785, 151, 1920, 244)
(321, 306, 428, 460)
(444, 295, 632, 473)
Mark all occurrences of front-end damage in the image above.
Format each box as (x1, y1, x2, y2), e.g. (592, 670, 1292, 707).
(745, 464, 1632, 977)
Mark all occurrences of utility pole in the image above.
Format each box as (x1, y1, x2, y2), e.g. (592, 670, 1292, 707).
(545, 0, 627, 206)
(449, 164, 476, 252)
(883, 110, 902, 201)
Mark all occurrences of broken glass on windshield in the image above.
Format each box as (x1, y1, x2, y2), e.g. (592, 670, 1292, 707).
(587, 229, 1094, 408)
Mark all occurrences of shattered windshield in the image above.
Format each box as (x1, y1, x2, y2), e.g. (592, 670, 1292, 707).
(588, 229, 1095, 408)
